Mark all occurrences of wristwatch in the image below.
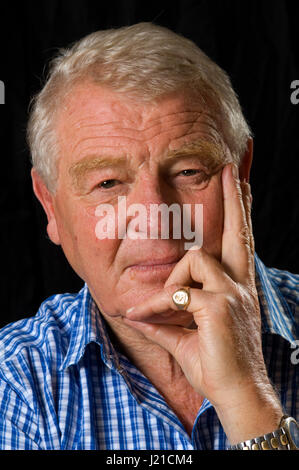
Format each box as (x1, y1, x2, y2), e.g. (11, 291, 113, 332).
(228, 415, 299, 450)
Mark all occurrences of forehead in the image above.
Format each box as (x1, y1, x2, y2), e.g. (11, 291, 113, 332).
(56, 81, 226, 165)
(58, 81, 204, 126)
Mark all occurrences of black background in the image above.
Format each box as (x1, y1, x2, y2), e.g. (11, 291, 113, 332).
(0, 0, 298, 328)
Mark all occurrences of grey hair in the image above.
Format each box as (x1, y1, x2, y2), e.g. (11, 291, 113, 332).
(27, 22, 251, 193)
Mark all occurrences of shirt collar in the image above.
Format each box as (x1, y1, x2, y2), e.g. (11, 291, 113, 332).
(255, 253, 297, 344)
(60, 253, 296, 371)
(60, 284, 122, 371)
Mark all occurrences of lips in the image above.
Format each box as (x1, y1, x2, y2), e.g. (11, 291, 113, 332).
(126, 254, 183, 270)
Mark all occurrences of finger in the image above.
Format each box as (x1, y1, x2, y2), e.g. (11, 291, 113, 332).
(123, 318, 189, 347)
(221, 164, 252, 284)
(240, 180, 255, 256)
(164, 246, 232, 292)
(126, 285, 214, 322)
(122, 318, 197, 365)
(122, 318, 203, 394)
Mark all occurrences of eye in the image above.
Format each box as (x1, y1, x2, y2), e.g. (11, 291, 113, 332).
(98, 179, 120, 189)
(180, 169, 200, 176)
(172, 167, 210, 188)
(178, 169, 208, 180)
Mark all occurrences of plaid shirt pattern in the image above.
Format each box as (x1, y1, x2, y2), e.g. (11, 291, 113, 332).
(0, 254, 298, 449)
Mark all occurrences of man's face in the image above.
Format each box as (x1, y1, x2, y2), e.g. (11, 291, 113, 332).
(48, 82, 230, 320)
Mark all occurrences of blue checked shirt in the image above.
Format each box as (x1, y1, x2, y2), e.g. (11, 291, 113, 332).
(0, 254, 298, 450)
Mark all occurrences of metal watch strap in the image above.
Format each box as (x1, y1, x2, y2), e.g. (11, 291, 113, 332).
(229, 428, 290, 450)
(228, 415, 292, 450)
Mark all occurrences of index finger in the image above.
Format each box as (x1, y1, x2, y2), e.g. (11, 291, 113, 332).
(221, 163, 253, 284)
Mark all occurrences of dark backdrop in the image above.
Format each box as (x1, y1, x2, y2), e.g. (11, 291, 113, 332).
(0, 0, 298, 328)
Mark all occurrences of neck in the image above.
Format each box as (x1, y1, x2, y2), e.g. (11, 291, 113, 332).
(101, 312, 184, 382)
(100, 311, 204, 436)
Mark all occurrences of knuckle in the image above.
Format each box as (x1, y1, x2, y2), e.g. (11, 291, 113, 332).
(238, 226, 250, 246)
(234, 182, 243, 199)
(243, 193, 252, 208)
(187, 246, 205, 259)
(165, 284, 182, 296)
(216, 293, 233, 314)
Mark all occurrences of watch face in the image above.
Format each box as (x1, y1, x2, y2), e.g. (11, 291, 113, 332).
(289, 420, 299, 448)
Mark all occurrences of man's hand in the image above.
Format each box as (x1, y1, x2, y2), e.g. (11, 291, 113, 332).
(123, 163, 283, 444)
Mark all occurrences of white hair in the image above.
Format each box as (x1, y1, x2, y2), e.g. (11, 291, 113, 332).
(27, 22, 251, 192)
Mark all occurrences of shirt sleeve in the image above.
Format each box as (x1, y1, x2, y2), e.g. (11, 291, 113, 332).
(0, 379, 42, 449)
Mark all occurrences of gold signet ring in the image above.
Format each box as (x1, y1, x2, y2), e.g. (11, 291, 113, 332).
(172, 287, 191, 310)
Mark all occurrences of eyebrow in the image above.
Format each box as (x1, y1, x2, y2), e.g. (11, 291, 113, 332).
(68, 139, 227, 190)
(69, 155, 127, 190)
(164, 140, 227, 172)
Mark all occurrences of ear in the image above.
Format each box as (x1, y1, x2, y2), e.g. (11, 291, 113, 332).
(31, 168, 61, 245)
(238, 137, 253, 183)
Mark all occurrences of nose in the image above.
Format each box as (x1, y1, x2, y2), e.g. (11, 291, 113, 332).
(122, 173, 181, 240)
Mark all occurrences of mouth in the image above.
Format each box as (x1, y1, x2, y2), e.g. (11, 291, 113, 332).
(126, 255, 183, 275)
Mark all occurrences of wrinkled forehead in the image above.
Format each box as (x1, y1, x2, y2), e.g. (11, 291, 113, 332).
(55, 81, 229, 168)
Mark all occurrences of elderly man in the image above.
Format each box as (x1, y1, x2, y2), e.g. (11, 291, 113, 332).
(0, 23, 298, 451)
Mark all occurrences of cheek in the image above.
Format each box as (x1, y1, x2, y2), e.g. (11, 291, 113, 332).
(204, 198, 223, 238)
(74, 210, 120, 261)
(202, 184, 223, 255)
(55, 197, 119, 265)
(187, 177, 223, 256)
